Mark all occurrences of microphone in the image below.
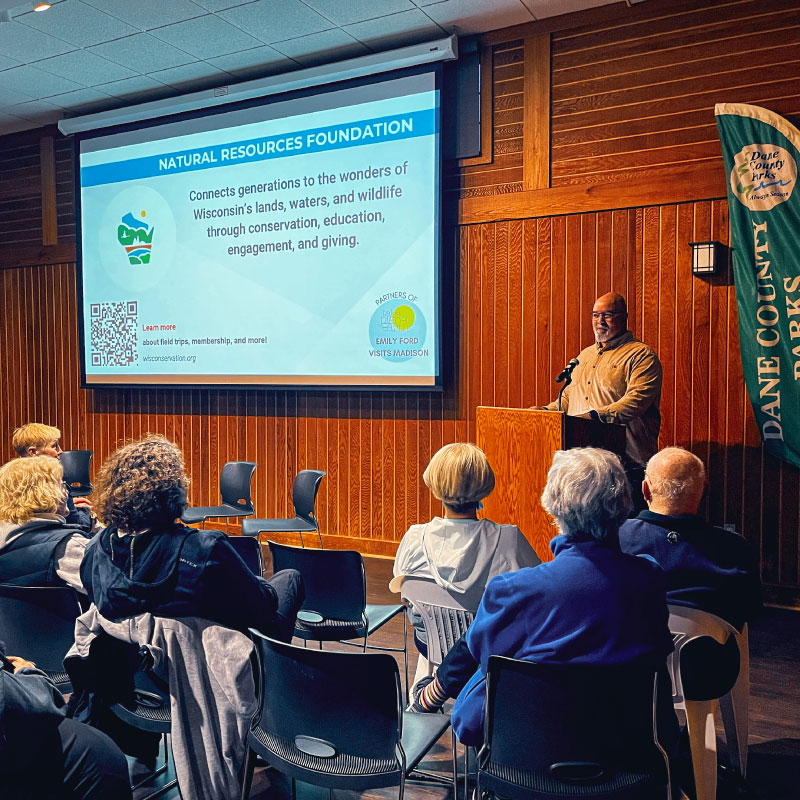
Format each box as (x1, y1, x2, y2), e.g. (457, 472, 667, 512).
(556, 358, 579, 383)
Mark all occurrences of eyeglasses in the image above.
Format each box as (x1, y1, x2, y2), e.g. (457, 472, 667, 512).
(591, 311, 626, 321)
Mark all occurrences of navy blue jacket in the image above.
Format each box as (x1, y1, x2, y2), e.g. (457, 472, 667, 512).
(80, 523, 279, 634)
(0, 520, 88, 586)
(618, 511, 761, 631)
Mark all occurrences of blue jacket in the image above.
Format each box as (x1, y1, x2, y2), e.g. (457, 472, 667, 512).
(0, 519, 88, 586)
(618, 511, 761, 631)
(452, 533, 673, 746)
(80, 523, 279, 634)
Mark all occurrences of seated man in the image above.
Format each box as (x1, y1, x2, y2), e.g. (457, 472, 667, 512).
(0, 642, 131, 800)
(12, 423, 93, 532)
(416, 448, 675, 747)
(0, 456, 90, 592)
(618, 447, 761, 631)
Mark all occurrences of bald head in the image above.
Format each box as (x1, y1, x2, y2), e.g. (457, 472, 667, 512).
(643, 447, 706, 515)
(592, 292, 628, 344)
(595, 292, 627, 313)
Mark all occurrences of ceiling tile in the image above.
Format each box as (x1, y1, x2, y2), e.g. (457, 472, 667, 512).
(301, 0, 415, 27)
(0, 54, 19, 71)
(14, 1, 139, 48)
(0, 112, 35, 135)
(150, 14, 262, 59)
(8, 98, 63, 124)
(272, 29, 369, 66)
(47, 87, 113, 110)
(522, 0, 611, 18)
(89, 34, 197, 73)
(36, 50, 136, 88)
(0, 20, 75, 62)
(102, 75, 176, 101)
(345, 9, 444, 50)
(81, 0, 208, 31)
(151, 62, 233, 91)
(208, 45, 295, 78)
(220, 0, 332, 44)
(0, 64, 83, 99)
(423, 0, 535, 35)
(192, 0, 261, 11)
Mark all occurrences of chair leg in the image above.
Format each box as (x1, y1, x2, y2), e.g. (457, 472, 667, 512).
(720, 629, 750, 776)
(240, 747, 256, 800)
(451, 728, 458, 799)
(402, 612, 409, 703)
(316, 527, 323, 549)
(685, 699, 719, 800)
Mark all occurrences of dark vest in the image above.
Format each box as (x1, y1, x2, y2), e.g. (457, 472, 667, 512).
(0, 520, 86, 586)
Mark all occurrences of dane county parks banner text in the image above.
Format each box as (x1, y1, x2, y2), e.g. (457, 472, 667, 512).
(716, 103, 800, 467)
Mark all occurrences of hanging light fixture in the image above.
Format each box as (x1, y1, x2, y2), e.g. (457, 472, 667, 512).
(33, 2, 51, 10)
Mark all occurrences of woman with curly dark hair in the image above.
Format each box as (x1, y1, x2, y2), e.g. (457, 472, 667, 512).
(79, 435, 303, 638)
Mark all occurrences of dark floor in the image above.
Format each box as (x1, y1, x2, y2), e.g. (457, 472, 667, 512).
(136, 553, 800, 800)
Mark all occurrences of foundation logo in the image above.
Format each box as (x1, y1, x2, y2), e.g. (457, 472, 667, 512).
(118, 210, 154, 264)
(369, 296, 428, 363)
(730, 144, 797, 211)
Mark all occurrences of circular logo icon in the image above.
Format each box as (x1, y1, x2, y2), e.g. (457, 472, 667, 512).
(730, 144, 797, 211)
(369, 298, 427, 363)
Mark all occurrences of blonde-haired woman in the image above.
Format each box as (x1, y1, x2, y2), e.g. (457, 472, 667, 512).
(0, 455, 89, 591)
(390, 443, 540, 686)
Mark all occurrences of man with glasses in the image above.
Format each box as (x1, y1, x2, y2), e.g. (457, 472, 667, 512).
(543, 292, 662, 509)
(11, 423, 93, 531)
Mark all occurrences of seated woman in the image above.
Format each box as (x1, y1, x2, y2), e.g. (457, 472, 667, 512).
(0, 456, 90, 592)
(80, 435, 302, 640)
(390, 442, 539, 685)
(445, 448, 675, 747)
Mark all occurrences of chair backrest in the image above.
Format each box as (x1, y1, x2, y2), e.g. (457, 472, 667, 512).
(668, 604, 741, 702)
(249, 630, 401, 767)
(226, 534, 263, 576)
(483, 657, 665, 779)
(219, 461, 257, 512)
(0, 583, 82, 674)
(59, 449, 93, 495)
(268, 541, 365, 622)
(400, 578, 476, 666)
(291, 469, 325, 523)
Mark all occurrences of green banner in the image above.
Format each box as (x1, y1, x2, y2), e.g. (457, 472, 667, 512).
(715, 103, 800, 467)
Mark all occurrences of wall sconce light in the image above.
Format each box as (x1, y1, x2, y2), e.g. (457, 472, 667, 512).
(689, 241, 727, 276)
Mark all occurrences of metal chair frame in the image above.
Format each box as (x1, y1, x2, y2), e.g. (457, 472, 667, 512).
(181, 461, 257, 533)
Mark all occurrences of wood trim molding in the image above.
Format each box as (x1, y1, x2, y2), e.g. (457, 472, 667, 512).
(0, 243, 76, 269)
(523, 33, 551, 191)
(458, 43, 494, 168)
(453, 160, 727, 224)
(40, 135, 58, 246)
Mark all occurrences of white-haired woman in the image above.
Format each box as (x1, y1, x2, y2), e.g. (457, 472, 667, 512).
(448, 447, 675, 746)
(390, 442, 540, 688)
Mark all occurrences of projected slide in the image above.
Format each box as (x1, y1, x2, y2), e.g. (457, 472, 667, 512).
(79, 72, 440, 387)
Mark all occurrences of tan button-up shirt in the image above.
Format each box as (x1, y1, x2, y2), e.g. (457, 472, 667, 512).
(545, 331, 662, 468)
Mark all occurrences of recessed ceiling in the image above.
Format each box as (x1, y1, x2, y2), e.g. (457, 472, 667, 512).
(0, 0, 620, 135)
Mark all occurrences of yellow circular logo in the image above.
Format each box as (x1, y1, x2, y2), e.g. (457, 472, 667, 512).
(730, 144, 797, 211)
(392, 305, 415, 330)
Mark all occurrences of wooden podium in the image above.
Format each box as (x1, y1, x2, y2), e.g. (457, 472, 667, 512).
(476, 407, 626, 562)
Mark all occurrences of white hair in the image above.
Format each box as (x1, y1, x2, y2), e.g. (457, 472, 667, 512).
(540, 448, 632, 541)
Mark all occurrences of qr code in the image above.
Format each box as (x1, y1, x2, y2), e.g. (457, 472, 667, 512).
(90, 301, 138, 367)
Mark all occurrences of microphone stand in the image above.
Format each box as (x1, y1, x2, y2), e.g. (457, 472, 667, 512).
(557, 372, 572, 411)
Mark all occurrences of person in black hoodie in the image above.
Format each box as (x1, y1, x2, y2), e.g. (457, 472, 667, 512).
(0, 456, 90, 592)
(0, 640, 131, 800)
(80, 434, 303, 640)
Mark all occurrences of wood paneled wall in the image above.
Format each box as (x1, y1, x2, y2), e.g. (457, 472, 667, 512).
(1, 0, 799, 605)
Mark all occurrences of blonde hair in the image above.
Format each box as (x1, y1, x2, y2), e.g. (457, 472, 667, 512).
(94, 435, 189, 530)
(11, 423, 61, 457)
(423, 443, 495, 512)
(0, 456, 64, 524)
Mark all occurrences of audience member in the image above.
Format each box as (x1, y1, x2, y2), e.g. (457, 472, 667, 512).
(619, 447, 761, 631)
(0, 456, 90, 592)
(80, 434, 303, 638)
(0, 641, 131, 800)
(12, 423, 93, 531)
(390, 442, 539, 685)
(413, 448, 675, 752)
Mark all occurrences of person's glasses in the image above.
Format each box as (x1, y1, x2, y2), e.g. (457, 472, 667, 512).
(592, 311, 626, 321)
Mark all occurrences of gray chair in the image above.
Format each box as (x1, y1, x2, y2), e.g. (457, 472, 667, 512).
(242, 469, 325, 548)
(60, 449, 93, 497)
(240, 632, 455, 800)
(181, 461, 257, 532)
